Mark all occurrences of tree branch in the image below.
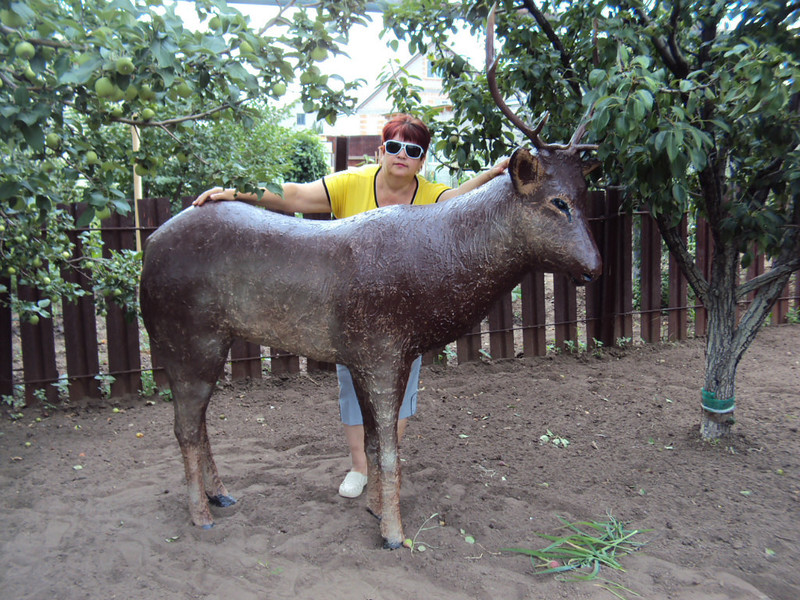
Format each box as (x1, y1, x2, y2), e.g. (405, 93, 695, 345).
(656, 213, 711, 301)
(666, 1, 690, 75)
(0, 25, 73, 49)
(113, 101, 248, 128)
(737, 195, 800, 299)
(737, 255, 800, 299)
(625, 2, 689, 78)
(519, 0, 582, 99)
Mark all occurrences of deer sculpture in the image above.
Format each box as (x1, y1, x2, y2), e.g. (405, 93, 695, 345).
(140, 9, 602, 550)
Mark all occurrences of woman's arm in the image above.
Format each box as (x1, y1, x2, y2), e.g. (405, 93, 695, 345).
(438, 157, 510, 202)
(193, 180, 331, 214)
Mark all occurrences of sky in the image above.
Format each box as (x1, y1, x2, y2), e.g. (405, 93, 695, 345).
(173, 0, 482, 107)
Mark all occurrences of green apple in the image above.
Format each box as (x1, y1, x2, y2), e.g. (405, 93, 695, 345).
(115, 57, 135, 75)
(95, 76, 115, 98)
(310, 46, 328, 62)
(1, 9, 26, 27)
(15, 41, 36, 60)
(141, 108, 155, 120)
(139, 84, 156, 101)
(271, 82, 287, 97)
(45, 132, 60, 149)
(175, 81, 192, 98)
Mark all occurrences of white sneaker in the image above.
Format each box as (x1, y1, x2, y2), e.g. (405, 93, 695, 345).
(338, 471, 368, 498)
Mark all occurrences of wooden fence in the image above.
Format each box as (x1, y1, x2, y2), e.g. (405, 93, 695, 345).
(2, 189, 799, 404)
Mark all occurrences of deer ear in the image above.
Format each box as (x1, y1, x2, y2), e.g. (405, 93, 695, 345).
(509, 147, 543, 196)
(582, 158, 601, 176)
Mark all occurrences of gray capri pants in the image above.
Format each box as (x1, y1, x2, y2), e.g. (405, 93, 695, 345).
(337, 355, 422, 426)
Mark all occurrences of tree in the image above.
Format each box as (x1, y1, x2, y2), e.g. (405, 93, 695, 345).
(98, 102, 330, 204)
(383, 0, 800, 438)
(0, 0, 367, 320)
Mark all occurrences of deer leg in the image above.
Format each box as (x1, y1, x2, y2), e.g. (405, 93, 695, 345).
(200, 417, 236, 507)
(351, 363, 408, 549)
(363, 420, 382, 521)
(167, 344, 230, 528)
(375, 417, 403, 549)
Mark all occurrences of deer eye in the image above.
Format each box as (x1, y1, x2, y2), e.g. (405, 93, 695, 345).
(552, 198, 572, 221)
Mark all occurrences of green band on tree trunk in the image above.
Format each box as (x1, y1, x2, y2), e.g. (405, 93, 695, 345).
(701, 388, 735, 413)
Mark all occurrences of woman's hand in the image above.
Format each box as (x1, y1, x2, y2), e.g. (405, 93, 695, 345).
(193, 187, 237, 206)
(487, 157, 510, 179)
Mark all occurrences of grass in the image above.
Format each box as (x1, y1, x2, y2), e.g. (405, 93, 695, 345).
(502, 513, 649, 582)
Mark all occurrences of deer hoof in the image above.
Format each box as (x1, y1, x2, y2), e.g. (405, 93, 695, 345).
(382, 538, 403, 550)
(207, 493, 237, 508)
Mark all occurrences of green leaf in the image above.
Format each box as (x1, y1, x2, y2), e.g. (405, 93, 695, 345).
(60, 57, 104, 85)
(76, 207, 96, 228)
(151, 38, 180, 68)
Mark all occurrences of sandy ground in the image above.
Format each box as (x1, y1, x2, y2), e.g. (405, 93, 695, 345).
(1, 325, 798, 600)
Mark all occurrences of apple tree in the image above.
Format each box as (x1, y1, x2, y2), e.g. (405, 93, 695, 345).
(0, 0, 367, 321)
(384, 0, 800, 438)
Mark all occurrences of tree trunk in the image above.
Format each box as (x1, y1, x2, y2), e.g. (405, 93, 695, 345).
(700, 249, 740, 440)
(699, 246, 796, 440)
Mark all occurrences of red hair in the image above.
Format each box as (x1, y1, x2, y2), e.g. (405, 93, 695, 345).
(382, 114, 431, 154)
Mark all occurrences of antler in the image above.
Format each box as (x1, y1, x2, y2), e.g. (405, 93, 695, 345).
(486, 4, 598, 154)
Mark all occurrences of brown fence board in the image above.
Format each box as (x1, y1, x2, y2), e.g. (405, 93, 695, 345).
(231, 340, 262, 379)
(18, 285, 59, 403)
(270, 348, 300, 375)
(520, 270, 546, 356)
(457, 323, 482, 363)
(694, 218, 713, 336)
(61, 205, 100, 400)
(0, 277, 12, 398)
(667, 216, 689, 341)
(102, 210, 141, 397)
(553, 274, 577, 349)
(616, 199, 634, 342)
(487, 293, 514, 359)
(639, 213, 662, 343)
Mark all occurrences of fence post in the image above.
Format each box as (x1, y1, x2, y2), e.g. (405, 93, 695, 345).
(487, 293, 515, 359)
(520, 270, 546, 356)
(0, 277, 13, 398)
(614, 191, 634, 342)
(62, 204, 101, 401)
(231, 340, 262, 379)
(553, 274, 577, 349)
(694, 218, 713, 336)
(667, 216, 689, 341)
(640, 212, 662, 343)
(270, 348, 299, 375)
(585, 190, 618, 348)
(102, 209, 141, 397)
(18, 284, 59, 403)
(457, 324, 482, 363)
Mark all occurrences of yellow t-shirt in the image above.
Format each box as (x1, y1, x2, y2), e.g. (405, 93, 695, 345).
(322, 164, 450, 219)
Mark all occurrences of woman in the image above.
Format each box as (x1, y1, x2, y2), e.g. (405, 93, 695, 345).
(194, 114, 508, 499)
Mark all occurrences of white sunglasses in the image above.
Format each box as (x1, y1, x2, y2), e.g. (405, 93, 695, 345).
(384, 139, 425, 159)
